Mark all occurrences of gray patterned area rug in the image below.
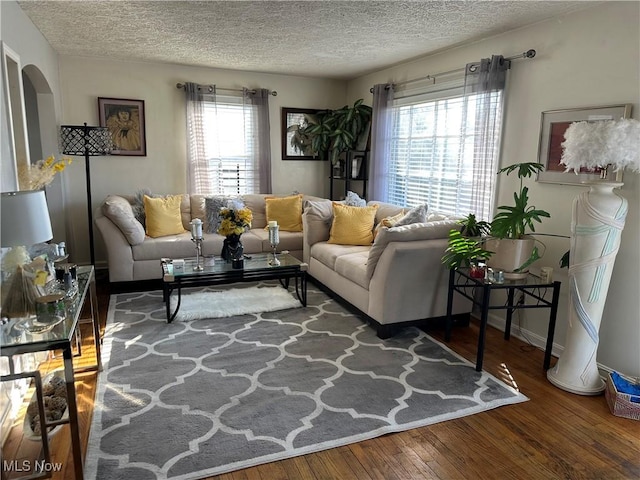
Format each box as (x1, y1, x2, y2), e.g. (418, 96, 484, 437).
(86, 281, 527, 480)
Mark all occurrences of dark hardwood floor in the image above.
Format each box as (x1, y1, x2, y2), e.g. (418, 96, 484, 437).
(3, 271, 639, 479)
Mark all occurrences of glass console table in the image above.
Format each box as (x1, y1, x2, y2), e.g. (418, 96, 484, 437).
(445, 267, 561, 372)
(1, 265, 101, 480)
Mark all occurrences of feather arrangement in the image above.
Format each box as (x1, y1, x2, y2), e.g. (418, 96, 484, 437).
(561, 118, 640, 173)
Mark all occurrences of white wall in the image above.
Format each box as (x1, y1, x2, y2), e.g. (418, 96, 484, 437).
(0, 0, 62, 443)
(1, 1, 67, 239)
(57, 57, 346, 264)
(348, 1, 640, 377)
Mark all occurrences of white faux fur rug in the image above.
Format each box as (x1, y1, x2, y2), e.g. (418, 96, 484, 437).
(169, 286, 301, 321)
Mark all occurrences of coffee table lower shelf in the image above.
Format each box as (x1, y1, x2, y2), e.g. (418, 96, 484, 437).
(161, 254, 307, 323)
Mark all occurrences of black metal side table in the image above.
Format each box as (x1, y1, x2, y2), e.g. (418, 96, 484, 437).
(445, 267, 561, 372)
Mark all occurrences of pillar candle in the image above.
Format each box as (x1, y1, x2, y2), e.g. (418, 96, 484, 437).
(191, 218, 203, 238)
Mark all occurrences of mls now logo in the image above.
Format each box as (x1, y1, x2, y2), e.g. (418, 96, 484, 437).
(3, 459, 63, 473)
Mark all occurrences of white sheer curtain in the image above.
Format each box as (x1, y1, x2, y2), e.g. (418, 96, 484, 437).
(184, 83, 271, 195)
(385, 55, 509, 218)
(185, 82, 207, 194)
(369, 83, 394, 201)
(461, 55, 510, 220)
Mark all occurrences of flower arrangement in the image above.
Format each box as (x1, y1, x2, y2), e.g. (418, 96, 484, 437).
(18, 155, 73, 190)
(561, 118, 640, 174)
(217, 208, 253, 237)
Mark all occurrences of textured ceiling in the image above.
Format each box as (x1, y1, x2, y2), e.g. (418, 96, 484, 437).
(18, 0, 589, 79)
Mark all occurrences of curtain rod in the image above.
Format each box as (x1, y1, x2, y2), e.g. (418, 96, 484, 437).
(176, 83, 277, 96)
(370, 49, 536, 93)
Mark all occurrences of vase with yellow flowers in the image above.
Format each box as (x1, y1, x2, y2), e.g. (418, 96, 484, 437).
(18, 155, 72, 190)
(218, 207, 253, 268)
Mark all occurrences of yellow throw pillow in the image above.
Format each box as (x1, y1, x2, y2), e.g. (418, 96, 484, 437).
(265, 194, 303, 232)
(328, 202, 379, 246)
(373, 210, 406, 239)
(143, 194, 186, 238)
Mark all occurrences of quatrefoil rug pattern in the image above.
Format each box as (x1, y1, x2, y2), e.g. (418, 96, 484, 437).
(86, 282, 527, 479)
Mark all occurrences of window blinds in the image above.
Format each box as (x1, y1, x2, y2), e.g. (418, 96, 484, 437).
(387, 85, 502, 219)
(200, 94, 259, 195)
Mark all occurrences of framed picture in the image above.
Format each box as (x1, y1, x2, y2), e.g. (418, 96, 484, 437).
(98, 97, 146, 156)
(536, 104, 632, 184)
(281, 107, 325, 160)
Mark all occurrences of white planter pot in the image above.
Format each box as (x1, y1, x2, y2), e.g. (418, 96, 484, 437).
(485, 236, 536, 280)
(547, 182, 627, 395)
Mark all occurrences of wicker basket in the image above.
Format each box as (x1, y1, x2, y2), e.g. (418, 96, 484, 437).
(605, 372, 640, 421)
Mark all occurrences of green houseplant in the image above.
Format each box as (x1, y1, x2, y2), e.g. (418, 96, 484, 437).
(441, 228, 494, 270)
(289, 99, 372, 164)
(442, 213, 494, 270)
(485, 162, 551, 278)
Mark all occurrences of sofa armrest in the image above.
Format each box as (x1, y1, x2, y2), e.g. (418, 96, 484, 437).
(302, 199, 333, 264)
(367, 238, 470, 324)
(366, 219, 460, 279)
(101, 195, 146, 245)
(95, 214, 136, 282)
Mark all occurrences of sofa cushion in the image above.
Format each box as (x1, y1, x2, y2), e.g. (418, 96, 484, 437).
(368, 201, 406, 224)
(310, 242, 370, 270)
(302, 199, 333, 246)
(132, 189, 158, 226)
(373, 210, 405, 239)
(394, 203, 429, 226)
(334, 250, 370, 289)
(102, 195, 146, 245)
(265, 194, 303, 232)
(132, 231, 195, 260)
(241, 194, 267, 228)
(366, 219, 459, 279)
(250, 228, 303, 253)
(329, 203, 378, 246)
(144, 194, 186, 238)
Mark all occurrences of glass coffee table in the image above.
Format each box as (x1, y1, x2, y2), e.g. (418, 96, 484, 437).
(161, 253, 308, 323)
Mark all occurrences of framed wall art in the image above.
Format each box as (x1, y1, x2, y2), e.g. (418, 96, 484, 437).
(98, 97, 146, 156)
(536, 104, 632, 184)
(281, 107, 325, 160)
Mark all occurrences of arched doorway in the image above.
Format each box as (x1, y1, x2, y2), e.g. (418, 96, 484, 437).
(21, 64, 68, 243)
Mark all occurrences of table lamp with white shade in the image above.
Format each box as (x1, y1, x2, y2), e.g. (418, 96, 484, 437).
(546, 117, 640, 395)
(1, 190, 54, 317)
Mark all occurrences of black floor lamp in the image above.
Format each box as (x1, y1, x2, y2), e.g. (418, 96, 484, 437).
(60, 123, 112, 265)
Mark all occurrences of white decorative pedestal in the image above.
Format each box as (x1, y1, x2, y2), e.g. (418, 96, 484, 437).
(547, 182, 627, 395)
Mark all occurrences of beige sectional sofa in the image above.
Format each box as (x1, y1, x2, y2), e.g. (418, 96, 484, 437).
(302, 199, 472, 338)
(95, 193, 308, 282)
(96, 191, 471, 338)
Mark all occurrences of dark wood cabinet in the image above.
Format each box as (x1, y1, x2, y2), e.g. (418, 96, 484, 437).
(329, 150, 368, 201)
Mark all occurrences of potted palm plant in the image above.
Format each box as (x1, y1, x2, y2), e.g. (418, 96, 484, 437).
(289, 99, 372, 164)
(485, 162, 551, 279)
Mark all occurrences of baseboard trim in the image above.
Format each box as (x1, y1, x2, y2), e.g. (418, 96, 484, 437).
(485, 312, 614, 380)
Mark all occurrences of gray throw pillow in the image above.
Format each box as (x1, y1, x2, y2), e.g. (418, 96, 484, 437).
(204, 196, 245, 234)
(132, 188, 156, 227)
(394, 203, 429, 226)
(344, 191, 366, 207)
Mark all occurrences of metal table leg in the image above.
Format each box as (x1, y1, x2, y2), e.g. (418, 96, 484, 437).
(63, 346, 84, 479)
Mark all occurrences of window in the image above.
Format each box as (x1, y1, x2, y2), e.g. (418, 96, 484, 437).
(194, 93, 259, 195)
(388, 82, 502, 220)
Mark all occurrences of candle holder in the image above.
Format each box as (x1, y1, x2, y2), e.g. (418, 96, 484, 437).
(190, 218, 204, 271)
(268, 223, 280, 266)
(191, 237, 204, 271)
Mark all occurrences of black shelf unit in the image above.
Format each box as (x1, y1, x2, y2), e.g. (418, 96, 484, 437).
(329, 150, 368, 201)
